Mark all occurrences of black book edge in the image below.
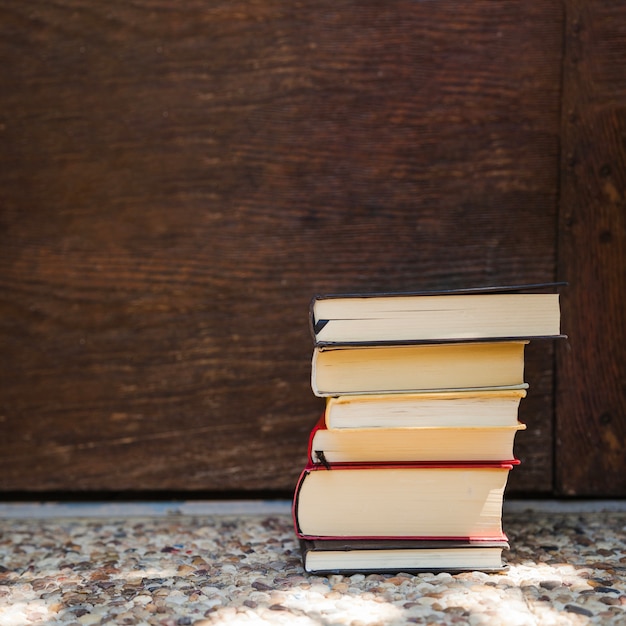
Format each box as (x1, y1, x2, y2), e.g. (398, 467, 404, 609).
(314, 334, 567, 350)
(311, 281, 567, 303)
(302, 563, 510, 575)
(303, 565, 510, 575)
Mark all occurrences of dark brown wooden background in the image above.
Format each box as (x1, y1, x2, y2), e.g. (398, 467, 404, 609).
(1, 1, 624, 497)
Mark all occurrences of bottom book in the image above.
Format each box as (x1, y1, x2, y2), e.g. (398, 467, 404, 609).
(300, 538, 510, 574)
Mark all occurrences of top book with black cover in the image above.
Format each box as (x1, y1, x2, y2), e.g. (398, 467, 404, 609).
(310, 283, 564, 347)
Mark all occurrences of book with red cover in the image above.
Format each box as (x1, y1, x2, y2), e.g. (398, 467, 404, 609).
(307, 413, 525, 466)
(292, 460, 516, 542)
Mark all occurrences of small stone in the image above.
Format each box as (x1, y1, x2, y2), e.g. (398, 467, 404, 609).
(77, 613, 101, 625)
(132, 594, 152, 605)
(556, 594, 573, 604)
(601, 596, 620, 606)
(25, 610, 48, 622)
(539, 580, 561, 590)
(166, 590, 187, 605)
(564, 604, 594, 617)
(308, 583, 330, 595)
(251, 580, 272, 591)
(443, 607, 468, 616)
(588, 562, 616, 572)
(366, 574, 385, 582)
(31, 578, 53, 591)
(597, 548, 616, 557)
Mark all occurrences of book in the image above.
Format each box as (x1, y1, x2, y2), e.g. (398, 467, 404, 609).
(293, 462, 514, 541)
(324, 387, 527, 429)
(311, 285, 562, 347)
(299, 538, 510, 574)
(311, 340, 527, 397)
(308, 415, 526, 465)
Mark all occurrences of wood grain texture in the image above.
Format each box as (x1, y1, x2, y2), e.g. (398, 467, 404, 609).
(556, 1, 626, 495)
(0, 1, 563, 493)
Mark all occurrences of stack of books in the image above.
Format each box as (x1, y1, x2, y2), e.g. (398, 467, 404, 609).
(292, 284, 563, 574)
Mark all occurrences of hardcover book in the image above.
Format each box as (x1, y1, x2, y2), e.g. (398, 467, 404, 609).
(293, 462, 515, 541)
(324, 387, 527, 429)
(300, 538, 510, 574)
(311, 340, 528, 397)
(308, 414, 526, 465)
(311, 284, 563, 347)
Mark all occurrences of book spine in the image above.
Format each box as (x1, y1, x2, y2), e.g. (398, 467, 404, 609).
(309, 295, 320, 341)
(307, 413, 328, 466)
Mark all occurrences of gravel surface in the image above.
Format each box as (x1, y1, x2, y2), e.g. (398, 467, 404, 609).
(1, 508, 625, 625)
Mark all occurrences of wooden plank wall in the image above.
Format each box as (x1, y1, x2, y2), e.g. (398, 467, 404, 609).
(556, 1, 626, 496)
(1, 0, 621, 497)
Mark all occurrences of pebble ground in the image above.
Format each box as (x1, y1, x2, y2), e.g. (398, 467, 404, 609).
(1, 509, 625, 625)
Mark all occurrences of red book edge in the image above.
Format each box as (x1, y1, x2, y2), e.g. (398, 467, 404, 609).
(297, 532, 510, 542)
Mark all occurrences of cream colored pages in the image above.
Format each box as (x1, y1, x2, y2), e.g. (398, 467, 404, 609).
(312, 342, 527, 396)
(297, 466, 508, 538)
(313, 293, 561, 343)
(325, 388, 527, 428)
(310, 424, 526, 463)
